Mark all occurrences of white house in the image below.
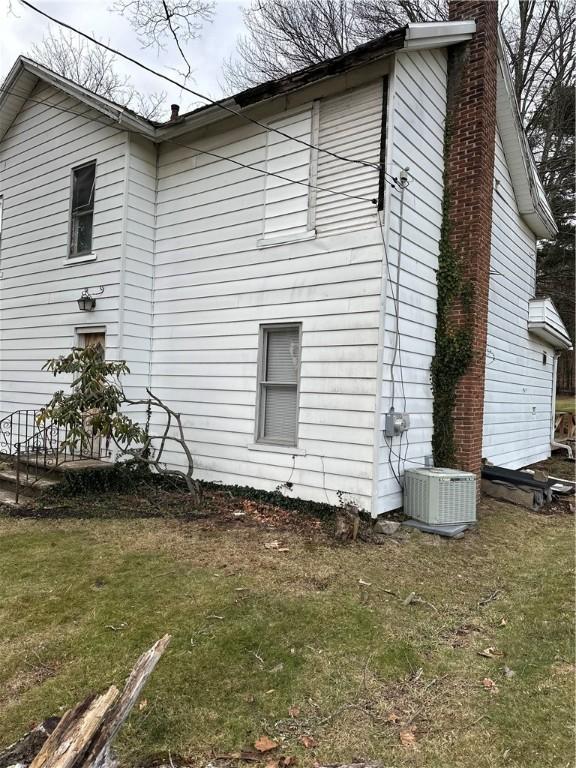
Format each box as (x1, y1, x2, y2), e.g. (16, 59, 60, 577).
(0, 2, 571, 514)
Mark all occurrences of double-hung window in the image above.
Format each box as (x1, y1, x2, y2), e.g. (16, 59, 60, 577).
(257, 324, 301, 446)
(70, 161, 96, 256)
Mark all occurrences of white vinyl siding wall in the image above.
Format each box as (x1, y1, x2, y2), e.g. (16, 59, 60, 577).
(151, 80, 386, 509)
(262, 109, 312, 240)
(482, 128, 555, 467)
(0, 82, 128, 417)
(121, 134, 156, 423)
(316, 82, 382, 234)
(375, 49, 447, 513)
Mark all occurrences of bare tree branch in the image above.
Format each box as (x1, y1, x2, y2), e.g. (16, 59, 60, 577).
(29, 28, 167, 119)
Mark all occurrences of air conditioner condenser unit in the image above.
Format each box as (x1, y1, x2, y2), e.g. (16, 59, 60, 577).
(404, 467, 476, 526)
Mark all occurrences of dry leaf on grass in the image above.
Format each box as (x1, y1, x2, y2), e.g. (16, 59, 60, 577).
(138, 698, 148, 711)
(255, 735, 279, 752)
(279, 758, 297, 766)
(358, 579, 372, 586)
(265, 762, 279, 768)
(288, 705, 301, 718)
(478, 646, 504, 658)
(299, 735, 317, 748)
(264, 541, 290, 552)
(386, 711, 400, 723)
(399, 727, 417, 748)
(482, 677, 499, 693)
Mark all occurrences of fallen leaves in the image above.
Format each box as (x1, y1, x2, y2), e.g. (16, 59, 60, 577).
(264, 540, 290, 552)
(288, 705, 300, 718)
(399, 726, 417, 748)
(477, 646, 504, 659)
(299, 735, 317, 748)
(254, 735, 279, 752)
(481, 677, 499, 694)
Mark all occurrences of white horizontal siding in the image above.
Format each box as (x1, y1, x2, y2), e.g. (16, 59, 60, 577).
(0, 82, 129, 418)
(374, 49, 447, 513)
(152, 85, 385, 509)
(316, 81, 382, 234)
(482, 128, 554, 468)
(121, 134, 156, 421)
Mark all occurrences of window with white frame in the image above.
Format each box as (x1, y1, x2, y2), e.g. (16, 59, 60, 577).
(70, 161, 96, 256)
(256, 324, 301, 446)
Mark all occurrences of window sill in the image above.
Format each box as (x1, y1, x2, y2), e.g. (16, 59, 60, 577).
(256, 230, 316, 249)
(64, 252, 98, 265)
(247, 443, 306, 456)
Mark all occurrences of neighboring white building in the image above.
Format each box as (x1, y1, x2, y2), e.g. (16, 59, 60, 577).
(0, 11, 571, 514)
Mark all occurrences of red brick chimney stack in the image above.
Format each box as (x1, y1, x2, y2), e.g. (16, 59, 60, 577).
(445, 1, 499, 477)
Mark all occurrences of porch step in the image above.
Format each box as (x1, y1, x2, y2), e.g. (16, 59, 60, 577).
(0, 468, 60, 497)
(13, 456, 112, 474)
(0, 487, 20, 507)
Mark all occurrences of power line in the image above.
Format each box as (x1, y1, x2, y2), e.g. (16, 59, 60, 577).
(19, 0, 399, 187)
(1, 84, 377, 205)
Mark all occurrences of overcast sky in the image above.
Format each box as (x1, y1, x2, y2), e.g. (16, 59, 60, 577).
(0, 0, 250, 116)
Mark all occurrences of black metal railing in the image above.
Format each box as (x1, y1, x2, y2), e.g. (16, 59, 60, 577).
(0, 409, 109, 503)
(0, 409, 42, 456)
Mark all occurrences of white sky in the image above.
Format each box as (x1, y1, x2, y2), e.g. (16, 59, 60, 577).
(0, 0, 250, 116)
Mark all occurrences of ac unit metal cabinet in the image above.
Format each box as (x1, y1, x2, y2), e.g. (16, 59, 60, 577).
(404, 467, 476, 525)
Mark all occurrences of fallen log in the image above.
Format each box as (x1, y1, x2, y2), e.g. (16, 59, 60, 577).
(2, 635, 171, 768)
(30, 687, 119, 768)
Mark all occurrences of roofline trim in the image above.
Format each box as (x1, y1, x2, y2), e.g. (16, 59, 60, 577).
(403, 20, 476, 49)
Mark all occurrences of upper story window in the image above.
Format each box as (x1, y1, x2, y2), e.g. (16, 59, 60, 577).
(70, 161, 96, 257)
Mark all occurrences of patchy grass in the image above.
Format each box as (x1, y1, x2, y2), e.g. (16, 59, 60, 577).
(557, 396, 575, 413)
(0, 499, 574, 768)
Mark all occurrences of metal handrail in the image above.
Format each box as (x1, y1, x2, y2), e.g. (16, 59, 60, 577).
(2, 408, 109, 503)
(14, 422, 60, 504)
(0, 409, 42, 456)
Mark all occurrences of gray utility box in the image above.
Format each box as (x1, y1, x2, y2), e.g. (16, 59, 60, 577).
(404, 467, 477, 525)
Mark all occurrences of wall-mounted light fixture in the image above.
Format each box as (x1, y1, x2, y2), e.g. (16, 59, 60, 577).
(77, 286, 104, 312)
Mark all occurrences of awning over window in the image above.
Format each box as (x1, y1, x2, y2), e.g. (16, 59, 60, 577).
(528, 297, 572, 350)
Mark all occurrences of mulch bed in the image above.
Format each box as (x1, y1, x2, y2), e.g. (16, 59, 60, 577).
(0, 482, 330, 537)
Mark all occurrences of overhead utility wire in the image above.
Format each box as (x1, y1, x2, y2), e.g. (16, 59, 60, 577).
(1, 85, 376, 205)
(20, 0, 399, 187)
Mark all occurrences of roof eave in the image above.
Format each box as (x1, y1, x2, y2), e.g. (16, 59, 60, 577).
(403, 20, 476, 49)
(495, 33, 558, 239)
(0, 56, 156, 144)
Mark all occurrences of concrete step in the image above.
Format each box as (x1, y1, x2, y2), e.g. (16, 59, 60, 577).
(0, 468, 60, 497)
(13, 455, 112, 474)
(0, 487, 19, 506)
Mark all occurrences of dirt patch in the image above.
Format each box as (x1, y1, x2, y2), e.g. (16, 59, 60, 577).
(0, 483, 332, 538)
(0, 662, 59, 708)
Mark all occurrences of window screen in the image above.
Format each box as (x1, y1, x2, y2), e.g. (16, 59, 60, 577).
(257, 325, 301, 445)
(70, 162, 96, 256)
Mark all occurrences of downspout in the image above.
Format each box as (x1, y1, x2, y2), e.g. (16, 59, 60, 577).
(117, 129, 131, 360)
(150, 141, 160, 394)
(371, 62, 396, 518)
(550, 350, 573, 458)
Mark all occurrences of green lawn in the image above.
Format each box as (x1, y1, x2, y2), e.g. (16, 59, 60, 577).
(557, 395, 575, 413)
(0, 501, 573, 767)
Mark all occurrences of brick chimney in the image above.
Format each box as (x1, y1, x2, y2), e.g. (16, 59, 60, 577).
(170, 104, 180, 121)
(445, 1, 499, 477)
